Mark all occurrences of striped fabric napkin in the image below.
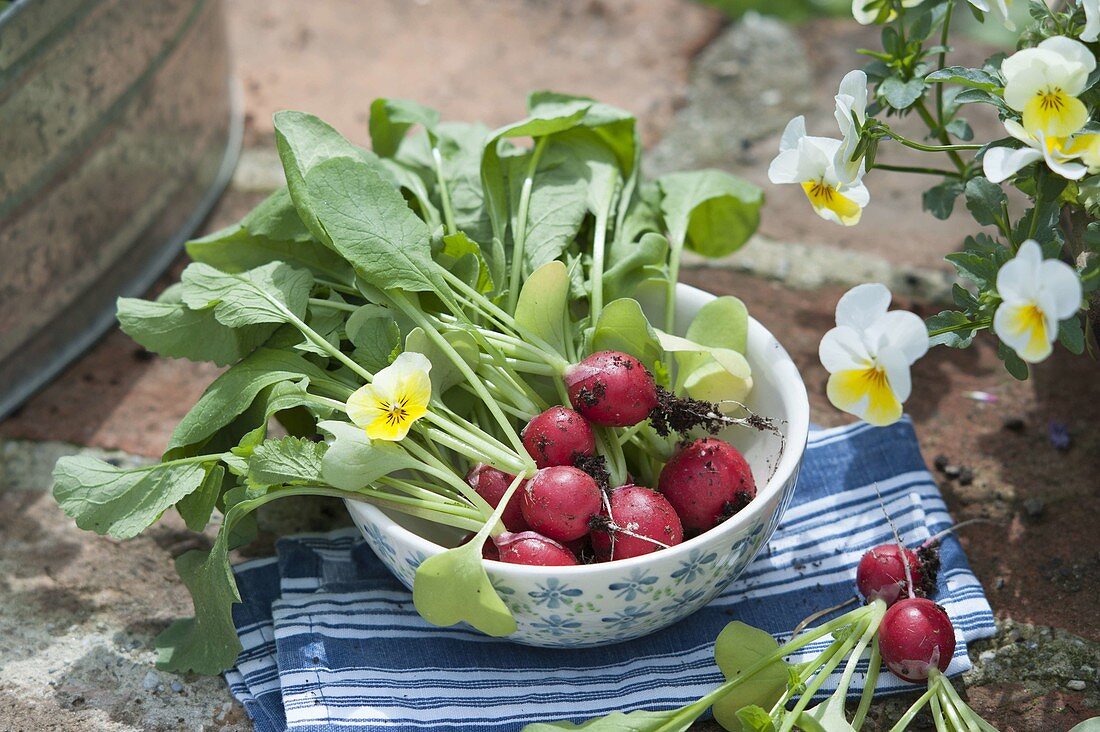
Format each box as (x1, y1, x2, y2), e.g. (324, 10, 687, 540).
(225, 418, 995, 731)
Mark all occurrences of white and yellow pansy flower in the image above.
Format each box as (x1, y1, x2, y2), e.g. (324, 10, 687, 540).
(852, 0, 922, 25)
(819, 283, 929, 426)
(983, 118, 1100, 182)
(834, 70, 869, 184)
(769, 116, 870, 226)
(1002, 36, 1096, 139)
(993, 240, 1082, 363)
(346, 352, 432, 441)
(1083, 0, 1100, 42)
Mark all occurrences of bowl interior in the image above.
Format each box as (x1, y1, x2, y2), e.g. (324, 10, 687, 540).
(355, 283, 809, 564)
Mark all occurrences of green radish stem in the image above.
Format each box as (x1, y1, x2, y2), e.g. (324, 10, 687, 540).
(431, 144, 458, 234)
(506, 136, 550, 314)
(852, 635, 882, 728)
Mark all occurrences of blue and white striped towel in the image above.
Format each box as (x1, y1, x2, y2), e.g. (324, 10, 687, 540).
(225, 418, 995, 731)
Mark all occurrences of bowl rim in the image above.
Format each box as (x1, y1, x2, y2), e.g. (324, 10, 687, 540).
(345, 282, 811, 577)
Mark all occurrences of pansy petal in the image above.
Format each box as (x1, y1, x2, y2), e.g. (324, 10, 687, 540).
(819, 325, 872, 373)
(996, 240, 1043, 303)
(869, 309, 930, 365)
(346, 383, 384, 429)
(983, 145, 1042, 183)
(827, 368, 903, 426)
(837, 70, 868, 121)
(835, 282, 891, 330)
(1023, 92, 1088, 140)
(1083, 0, 1100, 42)
(994, 301, 1054, 363)
(1039, 258, 1084, 319)
(1003, 56, 1053, 110)
(768, 149, 802, 184)
(1041, 137, 1089, 179)
(1038, 36, 1096, 79)
(877, 345, 913, 404)
(779, 116, 807, 152)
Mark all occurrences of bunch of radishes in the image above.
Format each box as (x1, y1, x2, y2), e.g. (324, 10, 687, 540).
(466, 351, 757, 567)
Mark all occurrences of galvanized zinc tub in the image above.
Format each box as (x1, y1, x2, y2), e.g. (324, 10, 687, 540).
(0, 0, 241, 418)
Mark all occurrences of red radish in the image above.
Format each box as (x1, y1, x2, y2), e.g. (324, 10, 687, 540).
(521, 406, 596, 468)
(657, 438, 756, 531)
(857, 544, 927, 605)
(521, 466, 602, 542)
(459, 532, 502, 560)
(591, 485, 684, 561)
(564, 351, 658, 427)
(495, 532, 578, 566)
(879, 598, 956, 682)
(466, 464, 529, 532)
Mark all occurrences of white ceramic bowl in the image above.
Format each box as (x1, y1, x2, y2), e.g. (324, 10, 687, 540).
(345, 283, 810, 647)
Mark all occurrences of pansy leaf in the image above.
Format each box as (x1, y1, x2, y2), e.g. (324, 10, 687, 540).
(925, 66, 1001, 91)
(922, 179, 965, 220)
(712, 622, 791, 732)
(926, 310, 979, 348)
(514, 260, 570, 355)
(1059, 314, 1085, 355)
(413, 541, 517, 637)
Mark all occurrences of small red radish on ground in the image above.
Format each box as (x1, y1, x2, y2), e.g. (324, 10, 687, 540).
(466, 464, 529, 532)
(857, 544, 933, 605)
(564, 351, 658, 427)
(520, 466, 602, 542)
(494, 532, 578, 566)
(591, 485, 684, 561)
(879, 597, 956, 682)
(521, 406, 596, 468)
(657, 438, 756, 531)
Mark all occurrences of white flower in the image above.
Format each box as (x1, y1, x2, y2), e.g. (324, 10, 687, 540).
(967, 0, 1016, 30)
(852, 0, 922, 25)
(818, 284, 929, 427)
(346, 352, 432, 441)
(1002, 36, 1096, 139)
(993, 240, 1082, 363)
(983, 119, 1100, 182)
(769, 117, 870, 227)
(1082, 0, 1100, 42)
(834, 70, 869, 185)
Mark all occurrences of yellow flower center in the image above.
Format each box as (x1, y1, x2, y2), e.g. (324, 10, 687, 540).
(801, 180, 862, 226)
(826, 362, 902, 427)
(1023, 86, 1088, 139)
(1004, 302, 1050, 361)
(380, 397, 411, 428)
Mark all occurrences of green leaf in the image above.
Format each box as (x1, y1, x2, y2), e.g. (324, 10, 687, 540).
(964, 177, 1008, 229)
(248, 436, 326, 486)
(522, 710, 694, 732)
(686, 296, 749, 355)
(413, 541, 517, 636)
(796, 696, 856, 732)
(925, 66, 1001, 91)
(952, 88, 1011, 111)
(878, 77, 925, 110)
(435, 122, 495, 251)
(273, 111, 382, 244)
(603, 232, 669, 302)
(369, 98, 441, 158)
(922, 179, 965, 220)
(514, 260, 570, 355)
(945, 118, 974, 141)
(592, 298, 662, 368)
(997, 341, 1030, 380)
(318, 420, 422, 491)
(166, 349, 341, 457)
(154, 515, 241, 674)
(176, 463, 225, 532)
(1059, 314, 1086, 355)
(656, 330, 753, 406)
(303, 156, 447, 295)
(732, 706, 776, 732)
(658, 170, 762, 256)
(507, 146, 589, 271)
(116, 296, 277, 367)
(945, 233, 1008, 289)
(52, 456, 212, 539)
(180, 262, 313, 328)
(528, 91, 638, 175)
(439, 231, 493, 293)
(346, 304, 401, 372)
(405, 327, 479, 396)
(711, 622, 791, 732)
(926, 310, 979, 348)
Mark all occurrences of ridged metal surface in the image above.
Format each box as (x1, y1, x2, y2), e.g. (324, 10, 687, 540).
(0, 0, 241, 418)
